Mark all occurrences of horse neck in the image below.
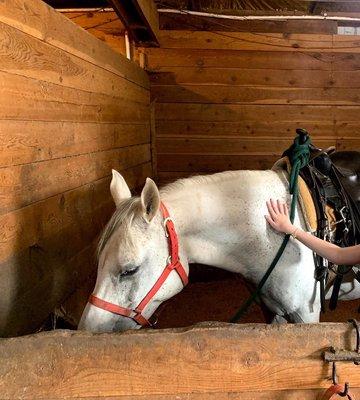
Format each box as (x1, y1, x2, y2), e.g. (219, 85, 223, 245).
(160, 170, 276, 268)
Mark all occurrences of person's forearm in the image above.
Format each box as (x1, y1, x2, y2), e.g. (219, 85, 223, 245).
(293, 228, 360, 265)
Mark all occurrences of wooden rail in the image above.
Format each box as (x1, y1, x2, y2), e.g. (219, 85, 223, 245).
(1, 323, 360, 399)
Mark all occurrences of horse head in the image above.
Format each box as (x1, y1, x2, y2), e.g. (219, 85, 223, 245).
(78, 170, 188, 332)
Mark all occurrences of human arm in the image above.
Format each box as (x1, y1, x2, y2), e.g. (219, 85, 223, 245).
(265, 199, 360, 266)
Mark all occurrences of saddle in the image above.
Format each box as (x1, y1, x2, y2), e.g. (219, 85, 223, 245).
(284, 130, 360, 312)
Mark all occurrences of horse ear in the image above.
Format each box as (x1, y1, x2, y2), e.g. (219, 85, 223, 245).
(110, 169, 131, 207)
(140, 178, 160, 223)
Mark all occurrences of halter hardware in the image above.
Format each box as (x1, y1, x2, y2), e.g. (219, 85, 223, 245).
(88, 202, 188, 327)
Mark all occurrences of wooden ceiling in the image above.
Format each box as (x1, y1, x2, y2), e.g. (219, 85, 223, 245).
(154, 1, 360, 15)
(45, 1, 360, 15)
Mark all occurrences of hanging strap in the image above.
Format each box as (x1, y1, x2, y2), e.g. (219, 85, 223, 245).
(321, 384, 356, 400)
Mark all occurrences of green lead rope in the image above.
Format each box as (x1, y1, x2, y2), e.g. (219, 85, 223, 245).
(230, 134, 312, 323)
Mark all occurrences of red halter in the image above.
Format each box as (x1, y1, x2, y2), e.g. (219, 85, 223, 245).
(88, 202, 188, 327)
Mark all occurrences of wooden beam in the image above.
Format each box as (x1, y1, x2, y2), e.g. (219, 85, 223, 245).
(159, 13, 337, 34)
(109, 0, 159, 46)
(1, 323, 360, 398)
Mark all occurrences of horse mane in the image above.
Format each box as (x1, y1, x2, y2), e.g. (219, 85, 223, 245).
(160, 170, 253, 195)
(97, 197, 140, 259)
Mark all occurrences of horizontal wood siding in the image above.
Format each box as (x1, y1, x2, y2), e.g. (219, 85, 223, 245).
(144, 30, 360, 183)
(0, 0, 151, 336)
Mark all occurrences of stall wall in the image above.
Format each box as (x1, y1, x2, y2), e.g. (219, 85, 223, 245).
(145, 30, 360, 183)
(0, 0, 151, 336)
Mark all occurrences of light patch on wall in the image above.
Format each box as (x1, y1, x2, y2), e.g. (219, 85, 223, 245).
(337, 26, 360, 35)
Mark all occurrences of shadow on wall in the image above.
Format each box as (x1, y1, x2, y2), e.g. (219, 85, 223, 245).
(0, 175, 115, 337)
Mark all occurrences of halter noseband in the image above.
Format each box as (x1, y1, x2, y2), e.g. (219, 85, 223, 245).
(88, 202, 188, 327)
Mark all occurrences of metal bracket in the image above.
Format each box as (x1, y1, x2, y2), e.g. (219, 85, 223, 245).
(323, 319, 360, 365)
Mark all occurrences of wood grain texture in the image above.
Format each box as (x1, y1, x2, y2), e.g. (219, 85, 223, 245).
(0, 121, 149, 167)
(1, 324, 360, 398)
(0, 0, 148, 88)
(144, 31, 360, 178)
(0, 71, 149, 123)
(0, 0, 151, 336)
(0, 162, 152, 336)
(157, 31, 334, 52)
(0, 21, 147, 101)
(159, 13, 338, 34)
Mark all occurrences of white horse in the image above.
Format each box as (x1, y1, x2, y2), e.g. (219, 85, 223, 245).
(78, 169, 357, 332)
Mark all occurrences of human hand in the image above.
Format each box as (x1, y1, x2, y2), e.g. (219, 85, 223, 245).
(265, 199, 295, 235)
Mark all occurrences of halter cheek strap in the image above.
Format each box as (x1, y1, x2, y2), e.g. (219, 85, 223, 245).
(88, 202, 188, 327)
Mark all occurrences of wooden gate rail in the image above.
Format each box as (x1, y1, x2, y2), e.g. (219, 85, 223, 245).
(1, 323, 360, 399)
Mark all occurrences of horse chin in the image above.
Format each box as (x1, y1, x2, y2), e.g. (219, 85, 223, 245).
(78, 303, 140, 332)
(113, 317, 141, 332)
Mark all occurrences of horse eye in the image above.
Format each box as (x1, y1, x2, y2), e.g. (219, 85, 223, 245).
(120, 266, 139, 277)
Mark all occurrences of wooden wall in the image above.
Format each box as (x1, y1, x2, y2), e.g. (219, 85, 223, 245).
(62, 10, 127, 56)
(0, 0, 151, 336)
(144, 30, 360, 183)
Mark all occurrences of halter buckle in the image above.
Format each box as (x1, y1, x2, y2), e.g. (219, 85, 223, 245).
(163, 217, 173, 237)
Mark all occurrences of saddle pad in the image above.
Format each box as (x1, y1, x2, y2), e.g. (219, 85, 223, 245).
(272, 157, 318, 232)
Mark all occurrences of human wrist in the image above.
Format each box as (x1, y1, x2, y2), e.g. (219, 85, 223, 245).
(285, 224, 296, 235)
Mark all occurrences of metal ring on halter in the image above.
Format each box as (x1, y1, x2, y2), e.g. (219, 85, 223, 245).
(166, 255, 172, 265)
(163, 217, 173, 237)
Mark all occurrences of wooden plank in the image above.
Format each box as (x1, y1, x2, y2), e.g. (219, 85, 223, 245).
(337, 138, 360, 151)
(0, 161, 152, 265)
(109, 0, 159, 45)
(155, 103, 335, 122)
(336, 122, 360, 136)
(152, 85, 360, 105)
(150, 101, 157, 179)
(157, 31, 334, 52)
(136, 0, 159, 40)
(333, 34, 360, 53)
(145, 48, 333, 70)
(0, 21, 147, 101)
(0, 162, 152, 336)
(0, 144, 151, 215)
(335, 106, 360, 122)
(149, 68, 333, 87)
(156, 120, 335, 138)
(150, 68, 360, 89)
(0, 71, 149, 123)
(0, 0, 149, 89)
(86, 28, 127, 56)
(1, 323, 360, 398)
(0, 121, 149, 167)
(332, 53, 360, 71)
(62, 11, 124, 33)
(157, 137, 336, 155)
(157, 154, 278, 172)
(159, 13, 338, 34)
(55, 389, 360, 400)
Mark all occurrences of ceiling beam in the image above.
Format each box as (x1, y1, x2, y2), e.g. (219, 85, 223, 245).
(45, 0, 108, 8)
(108, 0, 159, 46)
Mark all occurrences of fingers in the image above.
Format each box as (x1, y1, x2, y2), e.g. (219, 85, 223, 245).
(270, 198, 279, 214)
(266, 200, 278, 221)
(265, 214, 276, 229)
(278, 199, 287, 215)
(284, 203, 289, 216)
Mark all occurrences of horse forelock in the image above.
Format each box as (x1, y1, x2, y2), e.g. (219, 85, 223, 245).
(97, 197, 140, 259)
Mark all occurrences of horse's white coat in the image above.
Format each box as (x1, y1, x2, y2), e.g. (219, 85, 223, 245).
(79, 169, 322, 332)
